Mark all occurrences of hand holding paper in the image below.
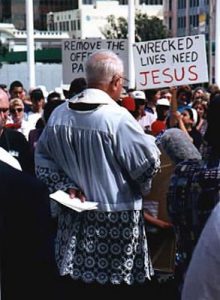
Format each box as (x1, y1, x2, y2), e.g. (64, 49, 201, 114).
(50, 190, 98, 212)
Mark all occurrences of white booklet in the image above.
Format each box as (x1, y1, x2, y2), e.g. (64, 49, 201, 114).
(50, 190, 98, 212)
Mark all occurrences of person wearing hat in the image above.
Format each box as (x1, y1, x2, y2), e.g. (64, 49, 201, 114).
(129, 90, 152, 133)
(151, 98, 170, 136)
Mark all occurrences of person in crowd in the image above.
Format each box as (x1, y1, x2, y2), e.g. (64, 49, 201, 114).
(129, 90, 151, 133)
(160, 88, 172, 103)
(151, 98, 170, 136)
(0, 158, 60, 300)
(26, 88, 45, 129)
(9, 80, 32, 113)
(120, 95, 136, 116)
(207, 83, 220, 96)
(28, 99, 65, 162)
(192, 97, 208, 137)
(144, 88, 161, 127)
(181, 200, 220, 300)
(175, 85, 192, 111)
(35, 49, 161, 295)
(5, 98, 31, 140)
(0, 88, 34, 174)
(176, 107, 202, 150)
(47, 91, 62, 103)
(144, 127, 202, 299)
(191, 86, 207, 103)
(68, 77, 87, 99)
(169, 87, 202, 150)
(167, 93, 220, 294)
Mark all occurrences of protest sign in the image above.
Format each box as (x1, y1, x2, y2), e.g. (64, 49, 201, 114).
(62, 39, 128, 84)
(133, 35, 208, 90)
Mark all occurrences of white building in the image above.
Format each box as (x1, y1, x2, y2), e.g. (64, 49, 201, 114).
(0, 23, 70, 52)
(47, 0, 163, 39)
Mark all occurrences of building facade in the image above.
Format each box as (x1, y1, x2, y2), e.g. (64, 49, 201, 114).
(163, 0, 216, 84)
(46, 0, 163, 39)
(0, 0, 163, 31)
(0, 0, 78, 30)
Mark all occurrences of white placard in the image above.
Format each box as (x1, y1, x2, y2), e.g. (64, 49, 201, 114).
(133, 35, 209, 90)
(62, 39, 128, 85)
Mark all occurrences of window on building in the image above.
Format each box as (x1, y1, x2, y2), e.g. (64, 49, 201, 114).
(169, 0, 172, 10)
(178, 0, 186, 9)
(66, 21, 69, 31)
(190, 0, 200, 7)
(71, 20, 74, 31)
(77, 19, 81, 31)
(82, 0, 93, 4)
(139, 0, 163, 3)
(177, 16, 186, 28)
(169, 16, 172, 30)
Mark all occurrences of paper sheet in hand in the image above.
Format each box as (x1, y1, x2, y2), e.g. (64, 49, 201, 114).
(50, 190, 98, 212)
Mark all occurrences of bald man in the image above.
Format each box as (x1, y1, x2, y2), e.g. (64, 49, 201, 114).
(0, 88, 34, 174)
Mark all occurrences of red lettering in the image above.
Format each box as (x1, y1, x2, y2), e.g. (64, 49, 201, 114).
(188, 65, 198, 81)
(174, 67, 185, 81)
(138, 65, 199, 88)
(162, 68, 173, 83)
(139, 71, 150, 86)
(151, 69, 160, 84)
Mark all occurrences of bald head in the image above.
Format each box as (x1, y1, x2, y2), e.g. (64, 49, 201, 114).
(0, 87, 9, 102)
(85, 49, 124, 101)
(0, 88, 10, 133)
(85, 49, 124, 86)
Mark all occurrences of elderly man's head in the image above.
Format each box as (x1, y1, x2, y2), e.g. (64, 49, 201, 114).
(85, 50, 125, 101)
(0, 88, 9, 133)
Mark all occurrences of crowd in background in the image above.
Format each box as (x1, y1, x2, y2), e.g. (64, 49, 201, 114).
(1, 54, 220, 299)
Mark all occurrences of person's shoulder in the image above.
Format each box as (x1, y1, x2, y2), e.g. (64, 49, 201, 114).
(4, 127, 27, 140)
(0, 160, 48, 191)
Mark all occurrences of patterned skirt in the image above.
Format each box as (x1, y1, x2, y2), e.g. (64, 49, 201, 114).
(55, 208, 154, 286)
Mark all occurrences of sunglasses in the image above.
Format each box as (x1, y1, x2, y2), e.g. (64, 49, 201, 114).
(0, 108, 9, 113)
(10, 108, 23, 113)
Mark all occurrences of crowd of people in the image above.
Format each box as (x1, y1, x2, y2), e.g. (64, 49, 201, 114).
(1, 49, 220, 299)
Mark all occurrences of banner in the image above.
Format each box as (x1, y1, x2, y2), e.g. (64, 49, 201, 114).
(62, 39, 128, 84)
(133, 35, 208, 89)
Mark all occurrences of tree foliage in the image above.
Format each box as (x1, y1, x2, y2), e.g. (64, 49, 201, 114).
(101, 11, 170, 41)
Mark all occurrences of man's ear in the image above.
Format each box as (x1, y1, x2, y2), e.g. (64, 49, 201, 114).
(111, 75, 121, 91)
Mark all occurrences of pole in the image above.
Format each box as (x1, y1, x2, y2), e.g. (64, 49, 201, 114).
(215, 0, 220, 86)
(25, 0, 35, 90)
(209, 1, 213, 84)
(128, 0, 135, 89)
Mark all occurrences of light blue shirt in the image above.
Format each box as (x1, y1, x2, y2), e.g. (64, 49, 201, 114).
(35, 89, 160, 212)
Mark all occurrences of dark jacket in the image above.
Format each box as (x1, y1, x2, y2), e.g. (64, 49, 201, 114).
(0, 161, 59, 300)
(0, 128, 34, 174)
